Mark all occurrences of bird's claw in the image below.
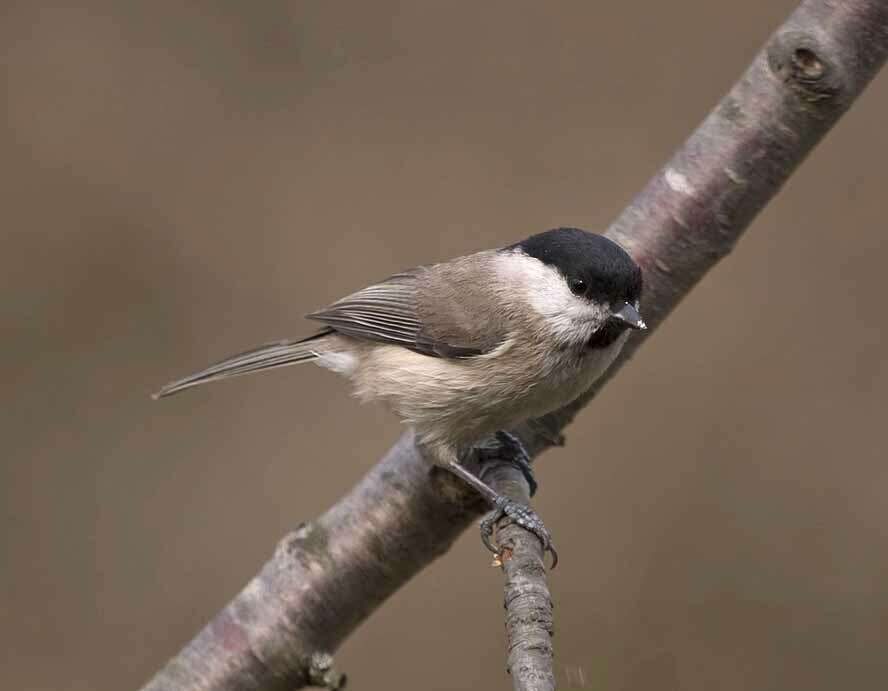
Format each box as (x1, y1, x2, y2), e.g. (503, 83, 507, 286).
(480, 497, 558, 569)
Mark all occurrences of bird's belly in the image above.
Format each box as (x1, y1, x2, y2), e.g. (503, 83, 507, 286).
(352, 336, 625, 449)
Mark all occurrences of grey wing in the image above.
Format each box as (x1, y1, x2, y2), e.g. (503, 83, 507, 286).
(307, 263, 506, 358)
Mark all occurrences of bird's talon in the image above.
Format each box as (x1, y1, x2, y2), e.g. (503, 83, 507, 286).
(479, 499, 558, 569)
(480, 506, 504, 554)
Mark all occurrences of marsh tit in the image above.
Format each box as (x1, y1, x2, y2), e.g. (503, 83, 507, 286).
(155, 228, 646, 566)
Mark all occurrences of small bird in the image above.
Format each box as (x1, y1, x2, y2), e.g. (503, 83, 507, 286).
(155, 228, 646, 566)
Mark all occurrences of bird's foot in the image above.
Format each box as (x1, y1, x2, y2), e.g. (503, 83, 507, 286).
(443, 450, 557, 569)
(480, 495, 558, 569)
(478, 430, 537, 497)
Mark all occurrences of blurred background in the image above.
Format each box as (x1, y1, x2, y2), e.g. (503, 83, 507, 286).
(3, 2, 887, 689)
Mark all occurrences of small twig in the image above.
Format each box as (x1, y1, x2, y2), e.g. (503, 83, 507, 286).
(307, 652, 347, 690)
(482, 461, 556, 691)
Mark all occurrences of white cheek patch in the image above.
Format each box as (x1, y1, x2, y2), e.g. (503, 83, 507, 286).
(496, 250, 599, 342)
(496, 250, 570, 315)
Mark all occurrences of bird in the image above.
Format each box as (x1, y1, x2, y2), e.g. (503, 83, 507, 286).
(155, 228, 646, 567)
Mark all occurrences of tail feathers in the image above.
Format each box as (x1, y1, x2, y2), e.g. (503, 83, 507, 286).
(153, 330, 333, 399)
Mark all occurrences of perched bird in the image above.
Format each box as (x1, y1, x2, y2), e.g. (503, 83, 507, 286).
(155, 228, 646, 566)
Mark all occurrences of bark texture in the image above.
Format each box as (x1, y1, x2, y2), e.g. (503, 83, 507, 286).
(141, 1, 888, 689)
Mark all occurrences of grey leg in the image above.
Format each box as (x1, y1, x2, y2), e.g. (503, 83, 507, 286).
(445, 461, 558, 569)
(478, 430, 538, 496)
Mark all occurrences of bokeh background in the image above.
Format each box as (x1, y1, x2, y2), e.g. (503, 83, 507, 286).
(3, 2, 887, 689)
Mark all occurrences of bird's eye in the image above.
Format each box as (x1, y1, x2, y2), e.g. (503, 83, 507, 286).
(569, 278, 587, 296)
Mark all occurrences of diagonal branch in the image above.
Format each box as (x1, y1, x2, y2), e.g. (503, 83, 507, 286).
(140, 2, 888, 689)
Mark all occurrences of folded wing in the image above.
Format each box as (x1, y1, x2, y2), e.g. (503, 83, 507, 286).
(308, 262, 505, 359)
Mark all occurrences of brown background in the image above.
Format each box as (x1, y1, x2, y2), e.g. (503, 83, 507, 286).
(3, 2, 887, 689)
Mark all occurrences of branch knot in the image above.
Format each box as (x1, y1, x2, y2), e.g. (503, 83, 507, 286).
(768, 30, 845, 105)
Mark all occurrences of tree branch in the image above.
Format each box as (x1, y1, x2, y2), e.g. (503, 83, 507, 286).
(483, 461, 555, 691)
(140, 1, 888, 689)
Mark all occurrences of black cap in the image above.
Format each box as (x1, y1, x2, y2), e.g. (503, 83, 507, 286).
(509, 227, 642, 305)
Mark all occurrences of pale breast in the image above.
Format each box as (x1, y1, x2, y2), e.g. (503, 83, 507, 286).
(348, 329, 627, 449)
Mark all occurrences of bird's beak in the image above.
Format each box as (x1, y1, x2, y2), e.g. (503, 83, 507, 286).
(611, 302, 647, 330)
